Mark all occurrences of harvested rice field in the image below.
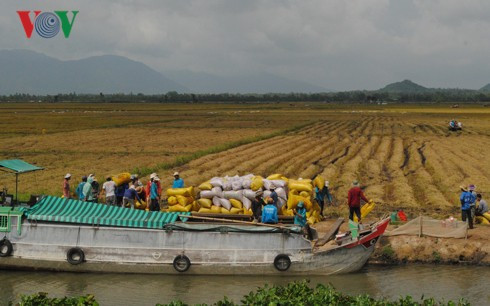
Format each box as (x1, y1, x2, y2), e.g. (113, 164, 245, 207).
(1, 102, 489, 217)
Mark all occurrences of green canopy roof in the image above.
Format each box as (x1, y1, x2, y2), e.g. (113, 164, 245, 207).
(0, 159, 43, 174)
(25, 196, 189, 229)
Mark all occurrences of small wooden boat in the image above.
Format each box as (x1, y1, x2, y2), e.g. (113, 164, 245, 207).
(0, 196, 389, 275)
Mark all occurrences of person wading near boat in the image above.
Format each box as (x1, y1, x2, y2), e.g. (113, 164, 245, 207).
(83, 176, 95, 202)
(475, 194, 488, 216)
(63, 173, 71, 199)
(149, 176, 161, 212)
(262, 197, 278, 224)
(460, 185, 476, 229)
(251, 191, 266, 222)
(347, 180, 369, 223)
(172, 172, 184, 188)
(76, 176, 87, 201)
(102, 176, 116, 206)
(123, 185, 143, 209)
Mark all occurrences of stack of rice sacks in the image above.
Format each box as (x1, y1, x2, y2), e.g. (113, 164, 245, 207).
(166, 186, 199, 212)
(195, 173, 322, 224)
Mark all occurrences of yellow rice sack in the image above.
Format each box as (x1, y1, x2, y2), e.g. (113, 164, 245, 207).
(476, 216, 490, 225)
(313, 175, 325, 189)
(197, 198, 212, 209)
(483, 212, 490, 222)
(135, 200, 147, 210)
(230, 207, 242, 214)
(112, 172, 131, 186)
(299, 191, 310, 198)
(230, 199, 243, 209)
(191, 201, 200, 212)
(169, 204, 192, 212)
(168, 196, 178, 206)
(198, 207, 212, 213)
(210, 205, 221, 213)
(221, 207, 232, 214)
(287, 193, 304, 210)
(250, 176, 264, 191)
(267, 173, 284, 180)
(198, 181, 213, 190)
(288, 180, 313, 193)
(303, 198, 313, 211)
(243, 209, 253, 215)
(354, 201, 375, 222)
(176, 195, 190, 206)
(167, 186, 194, 197)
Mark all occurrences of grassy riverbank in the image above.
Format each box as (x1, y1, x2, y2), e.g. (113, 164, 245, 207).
(13, 280, 469, 306)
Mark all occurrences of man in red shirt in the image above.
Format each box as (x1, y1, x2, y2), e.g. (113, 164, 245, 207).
(347, 180, 369, 223)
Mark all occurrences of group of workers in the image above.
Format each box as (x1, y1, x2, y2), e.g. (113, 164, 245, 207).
(62, 171, 185, 212)
(460, 184, 488, 229)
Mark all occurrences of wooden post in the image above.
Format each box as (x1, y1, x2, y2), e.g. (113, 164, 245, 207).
(178, 214, 291, 230)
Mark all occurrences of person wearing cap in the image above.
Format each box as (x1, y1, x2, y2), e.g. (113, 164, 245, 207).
(252, 191, 266, 222)
(172, 172, 184, 188)
(102, 176, 116, 206)
(261, 197, 278, 224)
(149, 176, 161, 212)
(293, 201, 307, 227)
(76, 176, 87, 201)
(123, 185, 142, 209)
(145, 173, 162, 203)
(468, 184, 477, 219)
(347, 180, 369, 223)
(83, 176, 95, 202)
(269, 185, 278, 208)
(460, 185, 476, 229)
(90, 175, 100, 203)
(62, 174, 71, 199)
(475, 194, 488, 217)
(315, 181, 333, 217)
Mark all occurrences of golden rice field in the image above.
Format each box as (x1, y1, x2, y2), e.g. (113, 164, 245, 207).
(1, 102, 489, 217)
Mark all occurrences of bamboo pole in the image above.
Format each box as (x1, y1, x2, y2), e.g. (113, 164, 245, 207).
(178, 214, 291, 230)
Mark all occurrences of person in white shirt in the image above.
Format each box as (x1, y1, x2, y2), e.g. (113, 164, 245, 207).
(102, 176, 117, 206)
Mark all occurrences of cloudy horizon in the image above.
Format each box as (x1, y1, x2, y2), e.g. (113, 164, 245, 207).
(2, 0, 490, 91)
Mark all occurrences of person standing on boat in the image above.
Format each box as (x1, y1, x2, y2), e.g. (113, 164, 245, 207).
(269, 185, 279, 208)
(123, 185, 142, 209)
(76, 176, 87, 201)
(293, 201, 307, 227)
(252, 191, 266, 222)
(102, 176, 116, 206)
(149, 176, 161, 211)
(83, 176, 95, 202)
(460, 185, 475, 229)
(63, 173, 71, 199)
(172, 172, 184, 188)
(347, 180, 369, 223)
(261, 197, 278, 224)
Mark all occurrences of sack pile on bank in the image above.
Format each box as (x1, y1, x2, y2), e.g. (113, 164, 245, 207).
(166, 187, 199, 213)
(193, 173, 323, 224)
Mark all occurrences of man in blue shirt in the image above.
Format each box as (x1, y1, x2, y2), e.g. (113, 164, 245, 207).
(460, 185, 476, 229)
(76, 176, 87, 201)
(172, 172, 184, 188)
(149, 177, 160, 211)
(262, 198, 278, 224)
(123, 185, 142, 209)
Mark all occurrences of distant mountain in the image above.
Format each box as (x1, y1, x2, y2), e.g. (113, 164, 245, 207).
(378, 79, 429, 93)
(479, 84, 490, 92)
(0, 50, 187, 95)
(166, 70, 329, 94)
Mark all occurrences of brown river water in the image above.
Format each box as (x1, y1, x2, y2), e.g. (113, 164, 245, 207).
(0, 265, 489, 305)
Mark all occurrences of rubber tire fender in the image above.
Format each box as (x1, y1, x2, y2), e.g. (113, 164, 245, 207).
(0, 239, 13, 257)
(66, 247, 85, 265)
(173, 255, 191, 273)
(274, 254, 291, 271)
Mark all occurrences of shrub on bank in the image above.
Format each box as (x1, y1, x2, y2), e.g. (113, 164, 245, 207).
(13, 280, 469, 306)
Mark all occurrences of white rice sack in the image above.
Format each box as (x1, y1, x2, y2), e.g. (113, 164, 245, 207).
(223, 190, 243, 200)
(223, 181, 233, 191)
(242, 189, 256, 200)
(262, 179, 272, 190)
(200, 190, 215, 199)
(212, 196, 221, 207)
(242, 179, 252, 189)
(275, 187, 287, 200)
(210, 177, 223, 188)
(211, 187, 223, 198)
(219, 198, 232, 210)
(242, 174, 254, 180)
(277, 198, 286, 209)
(242, 197, 252, 210)
(270, 180, 287, 188)
(232, 180, 242, 191)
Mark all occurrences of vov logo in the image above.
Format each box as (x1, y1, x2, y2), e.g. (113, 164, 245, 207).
(17, 11, 79, 39)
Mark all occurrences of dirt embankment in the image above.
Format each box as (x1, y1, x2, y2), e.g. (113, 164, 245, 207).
(314, 220, 490, 265)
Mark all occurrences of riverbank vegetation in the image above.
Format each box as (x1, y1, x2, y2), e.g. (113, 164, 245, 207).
(13, 280, 469, 305)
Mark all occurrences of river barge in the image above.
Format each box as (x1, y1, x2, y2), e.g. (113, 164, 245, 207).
(0, 196, 389, 275)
